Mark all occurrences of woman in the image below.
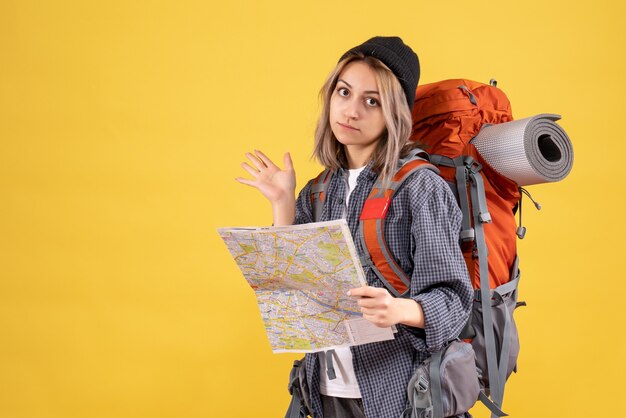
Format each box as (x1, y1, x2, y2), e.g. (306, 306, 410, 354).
(237, 36, 472, 418)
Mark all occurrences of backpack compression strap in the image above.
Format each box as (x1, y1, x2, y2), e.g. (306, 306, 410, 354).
(465, 158, 508, 417)
(430, 154, 510, 417)
(358, 151, 439, 297)
(311, 169, 332, 221)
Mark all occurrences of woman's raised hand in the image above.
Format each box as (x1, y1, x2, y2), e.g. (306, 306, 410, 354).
(236, 150, 296, 225)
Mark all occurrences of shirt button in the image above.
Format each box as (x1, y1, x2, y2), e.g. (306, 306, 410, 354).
(338, 198, 344, 204)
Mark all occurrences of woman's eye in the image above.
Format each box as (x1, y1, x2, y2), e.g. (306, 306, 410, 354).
(337, 88, 349, 97)
(365, 97, 379, 106)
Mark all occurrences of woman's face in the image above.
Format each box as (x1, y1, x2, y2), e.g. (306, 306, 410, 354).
(329, 60, 386, 164)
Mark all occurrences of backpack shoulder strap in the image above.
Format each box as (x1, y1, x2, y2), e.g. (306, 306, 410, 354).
(310, 169, 332, 221)
(358, 149, 439, 297)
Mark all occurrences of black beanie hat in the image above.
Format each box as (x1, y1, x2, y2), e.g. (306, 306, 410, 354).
(339, 36, 420, 110)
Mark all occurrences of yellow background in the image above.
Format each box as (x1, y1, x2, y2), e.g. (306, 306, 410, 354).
(1, 0, 624, 417)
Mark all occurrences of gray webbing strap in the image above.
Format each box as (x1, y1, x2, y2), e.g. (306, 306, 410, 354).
(370, 155, 438, 193)
(429, 154, 454, 168)
(458, 85, 478, 105)
(429, 350, 444, 418)
(325, 349, 336, 380)
(285, 395, 302, 418)
(468, 170, 503, 416)
(494, 275, 519, 297)
(400, 147, 429, 164)
(478, 391, 508, 417)
(286, 360, 306, 418)
(475, 276, 520, 302)
(313, 202, 323, 222)
(311, 169, 331, 221)
(494, 266, 520, 410)
(429, 155, 473, 242)
(496, 292, 512, 408)
(469, 166, 492, 223)
(454, 157, 474, 242)
(429, 154, 443, 166)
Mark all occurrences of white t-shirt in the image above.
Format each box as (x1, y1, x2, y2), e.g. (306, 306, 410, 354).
(319, 166, 365, 399)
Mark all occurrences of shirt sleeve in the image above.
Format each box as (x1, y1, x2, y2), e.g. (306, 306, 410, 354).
(405, 170, 473, 352)
(294, 179, 314, 225)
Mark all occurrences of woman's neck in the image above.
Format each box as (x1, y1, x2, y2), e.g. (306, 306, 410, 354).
(344, 144, 376, 169)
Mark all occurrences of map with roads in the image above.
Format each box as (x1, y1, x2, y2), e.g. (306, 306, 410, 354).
(218, 220, 394, 352)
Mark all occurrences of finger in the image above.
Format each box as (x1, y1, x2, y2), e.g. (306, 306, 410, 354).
(357, 297, 382, 309)
(235, 177, 257, 187)
(254, 150, 279, 169)
(241, 162, 260, 177)
(245, 152, 267, 170)
(348, 286, 384, 298)
(362, 313, 388, 328)
(283, 152, 294, 171)
(348, 286, 368, 297)
(360, 306, 377, 315)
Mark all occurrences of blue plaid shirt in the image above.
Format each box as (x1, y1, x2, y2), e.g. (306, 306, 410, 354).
(295, 163, 473, 418)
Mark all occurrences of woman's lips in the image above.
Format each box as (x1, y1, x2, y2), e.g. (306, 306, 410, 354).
(338, 122, 360, 131)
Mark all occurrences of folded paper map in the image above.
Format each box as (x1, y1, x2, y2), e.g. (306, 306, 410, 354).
(218, 219, 395, 353)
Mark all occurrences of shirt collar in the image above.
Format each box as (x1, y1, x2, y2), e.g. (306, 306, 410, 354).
(360, 161, 379, 181)
(336, 160, 378, 182)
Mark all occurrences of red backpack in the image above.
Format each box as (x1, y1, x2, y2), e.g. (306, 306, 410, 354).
(310, 79, 528, 417)
(411, 79, 525, 417)
(412, 79, 519, 288)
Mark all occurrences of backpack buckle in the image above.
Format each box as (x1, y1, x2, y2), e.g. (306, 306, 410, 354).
(464, 156, 483, 174)
(460, 228, 475, 242)
(417, 374, 429, 392)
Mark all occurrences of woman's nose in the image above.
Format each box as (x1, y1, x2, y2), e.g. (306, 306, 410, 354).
(344, 99, 360, 119)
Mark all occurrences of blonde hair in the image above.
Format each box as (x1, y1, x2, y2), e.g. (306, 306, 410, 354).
(312, 53, 416, 183)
